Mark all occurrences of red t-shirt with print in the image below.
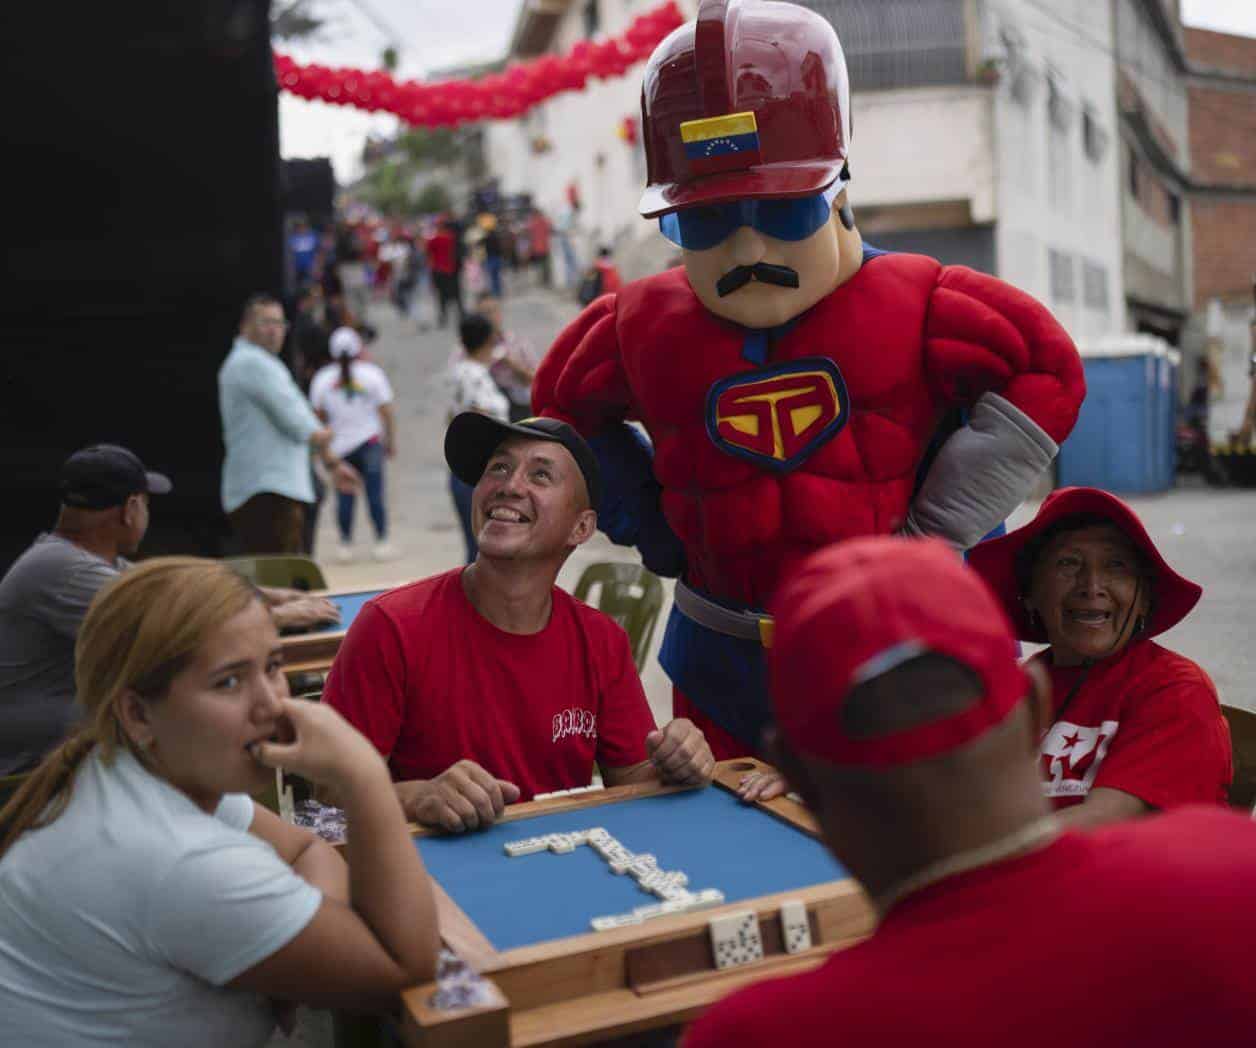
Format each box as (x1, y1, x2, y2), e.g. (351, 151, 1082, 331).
(684, 807, 1256, 1048)
(322, 569, 656, 799)
(1036, 639, 1231, 810)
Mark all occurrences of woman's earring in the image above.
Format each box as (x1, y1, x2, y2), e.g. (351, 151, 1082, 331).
(1134, 616, 1146, 634)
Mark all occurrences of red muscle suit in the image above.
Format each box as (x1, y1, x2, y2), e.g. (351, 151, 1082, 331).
(533, 0, 1085, 756)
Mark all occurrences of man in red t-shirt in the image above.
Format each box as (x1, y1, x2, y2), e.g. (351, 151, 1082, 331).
(324, 414, 714, 832)
(424, 217, 462, 328)
(685, 537, 1256, 1048)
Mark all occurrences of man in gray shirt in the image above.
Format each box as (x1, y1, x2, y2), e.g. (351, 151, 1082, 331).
(0, 445, 170, 774)
(0, 445, 345, 775)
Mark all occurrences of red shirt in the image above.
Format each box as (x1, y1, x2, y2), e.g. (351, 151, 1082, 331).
(322, 570, 655, 799)
(527, 213, 551, 256)
(1036, 640, 1231, 810)
(685, 807, 1256, 1048)
(594, 259, 622, 294)
(424, 230, 456, 275)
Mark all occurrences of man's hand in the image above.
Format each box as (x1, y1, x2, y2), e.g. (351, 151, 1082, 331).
(331, 460, 361, 494)
(270, 596, 340, 632)
(396, 761, 521, 832)
(735, 769, 788, 804)
(645, 719, 715, 787)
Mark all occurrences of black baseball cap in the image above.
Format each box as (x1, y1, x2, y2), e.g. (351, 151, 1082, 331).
(444, 414, 602, 509)
(59, 444, 173, 509)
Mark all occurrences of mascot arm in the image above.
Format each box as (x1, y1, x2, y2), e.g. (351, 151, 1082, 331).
(907, 267, 1086, 549)
(533, 295, 686, 578)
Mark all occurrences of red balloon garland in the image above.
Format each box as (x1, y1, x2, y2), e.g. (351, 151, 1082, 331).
(274, 1, 683, 128)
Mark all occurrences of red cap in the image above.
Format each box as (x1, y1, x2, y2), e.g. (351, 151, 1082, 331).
(966, 487, 1201, 643)
(769, 537, 1030, 768)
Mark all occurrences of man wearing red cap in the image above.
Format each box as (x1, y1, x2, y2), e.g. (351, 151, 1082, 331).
(532, 0, 1085, 759)
(685, 537, 1256, 1047)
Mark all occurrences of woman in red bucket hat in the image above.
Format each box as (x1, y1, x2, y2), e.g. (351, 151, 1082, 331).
(967, 487, 1232, 827)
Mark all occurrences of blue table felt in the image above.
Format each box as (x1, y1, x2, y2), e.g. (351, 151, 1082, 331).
(414, 786, 849, 952)
(312, 590, 383, 634)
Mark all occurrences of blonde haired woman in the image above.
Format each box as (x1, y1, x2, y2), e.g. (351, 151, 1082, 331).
(0, 558, 438, 1046)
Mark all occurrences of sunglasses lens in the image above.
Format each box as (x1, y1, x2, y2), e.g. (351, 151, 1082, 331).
(755, 195, 832, 241)
(659, 203, 741, 251)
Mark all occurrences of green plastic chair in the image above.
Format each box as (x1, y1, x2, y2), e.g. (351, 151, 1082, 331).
(224, 555, 328, 592)
(573, 562, 664, 672)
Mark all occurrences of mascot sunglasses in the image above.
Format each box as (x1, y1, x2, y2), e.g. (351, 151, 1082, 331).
(658, 183, 842, 251)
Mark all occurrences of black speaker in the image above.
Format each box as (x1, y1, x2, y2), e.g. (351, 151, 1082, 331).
(0, 1, 283, 569)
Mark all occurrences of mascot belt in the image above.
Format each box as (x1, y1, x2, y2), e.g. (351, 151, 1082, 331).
(660, 581, 775, 750)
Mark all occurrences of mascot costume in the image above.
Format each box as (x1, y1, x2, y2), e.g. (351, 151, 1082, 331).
(533, 0, 1086, 758)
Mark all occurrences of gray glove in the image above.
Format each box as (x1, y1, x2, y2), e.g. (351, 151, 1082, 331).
(902, 392, 1057, 550)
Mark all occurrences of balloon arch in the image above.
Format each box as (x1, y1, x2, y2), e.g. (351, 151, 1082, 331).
(274, 1, 683, 128)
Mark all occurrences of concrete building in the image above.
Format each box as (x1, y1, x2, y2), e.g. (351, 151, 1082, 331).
(1180, 24, 1256, 436)
(802, 0, 1125, 340)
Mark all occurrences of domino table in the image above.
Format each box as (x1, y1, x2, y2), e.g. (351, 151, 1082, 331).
(396, 757, 875, 1047)
(279, 587, 386, 677)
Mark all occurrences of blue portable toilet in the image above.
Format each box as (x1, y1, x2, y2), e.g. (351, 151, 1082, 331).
(1057, 335, 1180, 494)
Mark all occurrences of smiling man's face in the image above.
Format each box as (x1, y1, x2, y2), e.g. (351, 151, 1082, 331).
(471, 437, 596, 562)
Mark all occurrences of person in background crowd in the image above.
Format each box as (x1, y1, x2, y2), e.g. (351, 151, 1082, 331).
(219, 294, 359, 555)
(593, 246, 622, 294)
(287, 217, 319, 288)
(554, 204, 582, 290)
(477, 293, 540, 424)
(577, 247, 623, 306)
(479, 213, 505, 299)
(0, 447, 336, 777)
(528, 208, 552, 288)
(334, 222, 369, 326)
(425, 217, 462, 329)
(445, 313, 509, 562)
(686, 536, 1256, 1048)
(310, 328, 398, 565)
(323, 415, 714, 829)
(0, 558, 438, 1046)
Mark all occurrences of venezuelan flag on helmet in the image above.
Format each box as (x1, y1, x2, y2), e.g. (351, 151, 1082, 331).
(681, 111, 762, 177)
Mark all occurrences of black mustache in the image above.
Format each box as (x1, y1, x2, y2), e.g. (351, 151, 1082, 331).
(715, 263, 801, 297)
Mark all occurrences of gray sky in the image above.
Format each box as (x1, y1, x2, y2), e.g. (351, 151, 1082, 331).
(280, 0, 1256, 180)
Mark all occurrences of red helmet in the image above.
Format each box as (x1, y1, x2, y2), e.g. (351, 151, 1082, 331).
(639, 0, 852, 218)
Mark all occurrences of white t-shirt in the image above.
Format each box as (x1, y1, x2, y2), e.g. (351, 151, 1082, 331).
(0, 749, 322, 1047)
(447, 357, 509, 422)
(309, 360, 394, 458)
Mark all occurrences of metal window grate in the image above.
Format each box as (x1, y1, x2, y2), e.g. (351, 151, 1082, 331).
(1049, 248, 1076, 303)
(794, 0, 969, 90)
(1082, 259, 1109, 310)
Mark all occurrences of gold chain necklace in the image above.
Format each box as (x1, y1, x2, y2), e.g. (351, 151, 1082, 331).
(873, 815, 1061, 918)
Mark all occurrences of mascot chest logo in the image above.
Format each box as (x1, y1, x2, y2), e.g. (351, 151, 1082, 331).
(705, 358, 850, 472)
